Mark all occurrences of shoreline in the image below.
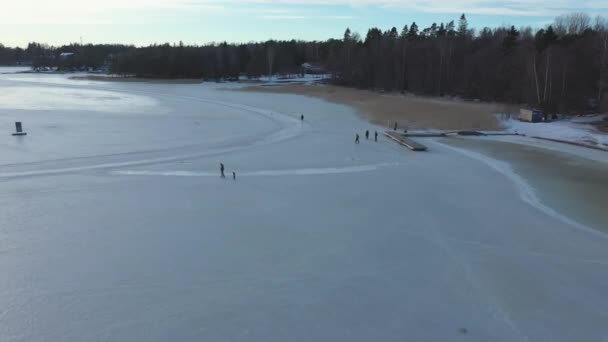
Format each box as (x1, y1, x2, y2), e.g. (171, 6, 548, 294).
(70, 75, 204, 84)
(239, 84, 518, 131)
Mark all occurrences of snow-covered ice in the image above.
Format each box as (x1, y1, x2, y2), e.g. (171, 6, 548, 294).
(0, 66, 31, 74)
(500, 115, 608, 147)
(1, 73, 608, 342)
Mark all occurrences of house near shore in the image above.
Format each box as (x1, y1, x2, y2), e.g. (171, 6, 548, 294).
(519, 108, 544, 123)
(301, 62, 326, 75)
(58, 52, 74, 60)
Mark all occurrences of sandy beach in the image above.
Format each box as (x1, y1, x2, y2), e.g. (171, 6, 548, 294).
(241, 84, 517, 131)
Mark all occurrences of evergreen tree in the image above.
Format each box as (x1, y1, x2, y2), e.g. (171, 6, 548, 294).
(544, 26, 558, 44)
(437, 23, 446, 37)
(344, 28, 352, 42)
(457, 14, 469, 38)
(400, 25, 409, 39)
(388, 27, 398, 40)
(534, 25, 557, 51)
(407, 22, 419, 41)
(446, 20, 456, 36)
(503, 25, 520, 53)
(430, 23, 438, 37)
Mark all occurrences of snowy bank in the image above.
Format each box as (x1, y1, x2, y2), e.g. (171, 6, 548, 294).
(499, 115, 608, 147)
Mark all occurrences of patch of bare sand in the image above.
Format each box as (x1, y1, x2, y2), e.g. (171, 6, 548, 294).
(71, 76, 203, 84)
(240, 84, 517, 130)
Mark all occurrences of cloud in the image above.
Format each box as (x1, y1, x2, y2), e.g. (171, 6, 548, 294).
(261, 14, 355, 20)
(1, 0, 606, 27)
(186, 0, 608, 14)
(262, 15, 308, 20)
(3, 0, 606, 15)
(0, 0, 225, 25)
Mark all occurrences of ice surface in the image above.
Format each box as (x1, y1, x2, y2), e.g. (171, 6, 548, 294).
(112, 162, 400, 177)
(1, 73, 608, 342)
(0, 66, 31, 74)
(0, 85, 163, 113)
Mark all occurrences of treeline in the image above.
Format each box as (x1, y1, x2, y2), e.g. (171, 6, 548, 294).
(330, 13, 608, 113)
(108, 41, 323, 79)
(1, 12, 607, 113)
(0, 42, 129, 69)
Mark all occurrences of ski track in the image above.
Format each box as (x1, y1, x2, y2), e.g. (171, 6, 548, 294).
(111, 163, 400, 178)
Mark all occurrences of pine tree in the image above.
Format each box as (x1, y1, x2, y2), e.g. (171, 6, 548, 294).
(534, 26, 556, 51)
(503, 25, 520, 52)
(430, 23, 438, 37)
(388, 27, 398, 40)
(400, 25, 409, 39)
(544, 26, 558, 44)
(457, 14, 469, 38)
(446, 21, 456, 36)
(407, 22, 419, 41)
(344, 28, 352, 42)
(437, 23, 446, 37)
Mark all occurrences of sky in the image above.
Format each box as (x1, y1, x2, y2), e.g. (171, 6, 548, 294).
(1, 0, 607, 47)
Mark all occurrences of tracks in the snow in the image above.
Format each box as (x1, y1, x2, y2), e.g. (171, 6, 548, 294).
(0, 80, 304, 179)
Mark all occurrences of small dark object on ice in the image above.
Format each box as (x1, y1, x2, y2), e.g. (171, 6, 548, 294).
(233, 172, 236, 180)
(393, 122, 398, 131)
(12, 122, 27, 136)
(301, 114, 304, 121)
(459, 328, 468, 334)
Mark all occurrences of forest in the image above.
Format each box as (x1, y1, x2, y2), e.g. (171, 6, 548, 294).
(1, 12, 607, 113)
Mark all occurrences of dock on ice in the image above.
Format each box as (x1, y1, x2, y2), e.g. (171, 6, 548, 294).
(384, 130, 523, 151)
(384, 132, 428, 151)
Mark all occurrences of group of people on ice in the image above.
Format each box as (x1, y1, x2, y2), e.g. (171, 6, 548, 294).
(220, 115, 387, 178)
(355, 130, 379, 144)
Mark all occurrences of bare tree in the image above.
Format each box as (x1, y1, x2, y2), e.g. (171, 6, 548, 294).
(266, 43, 275, 80)
(599, 25, 608, 104)
(533, 52, 542, 104)
(555, 13, 591, 35)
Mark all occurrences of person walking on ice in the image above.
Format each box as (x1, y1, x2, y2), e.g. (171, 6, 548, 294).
(232, 172, 236, 180)
(301, 114, 304, 121)
(374, 131, 378, 142)
(220, 163, 225, 178)
(365, 130, 369, 140)
(393, 122, 398, 131)
(355, 134, 360, 144)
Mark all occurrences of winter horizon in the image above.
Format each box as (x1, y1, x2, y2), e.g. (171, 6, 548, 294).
(1, 0, 607, 47)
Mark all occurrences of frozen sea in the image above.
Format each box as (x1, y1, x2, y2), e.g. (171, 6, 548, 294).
(1, 71, 608, 342)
